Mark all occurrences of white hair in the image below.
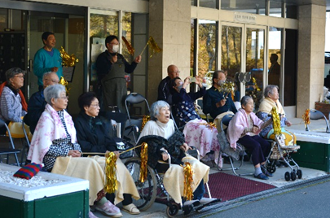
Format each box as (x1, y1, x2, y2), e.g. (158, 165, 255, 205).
(44, 84, 66, 105)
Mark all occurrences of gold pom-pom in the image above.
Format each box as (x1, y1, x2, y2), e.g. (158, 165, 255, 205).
(104, 152, 118, 194)
(60, 46, 79, 67)
(139, 142, 148, 183)
(59, 76, 70, 96)
(182, 162, 194, 201)
(271, 107, 282, 136)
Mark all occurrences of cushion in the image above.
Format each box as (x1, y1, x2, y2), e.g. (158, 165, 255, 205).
(13, 163, 43, 180)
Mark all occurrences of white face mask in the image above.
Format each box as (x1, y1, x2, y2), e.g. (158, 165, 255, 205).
(218, 80, 226, 86)
(177, 81, 183, 91)
(112, 44, 119, 53)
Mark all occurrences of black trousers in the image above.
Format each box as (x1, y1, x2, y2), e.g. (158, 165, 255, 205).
(106, 193, 132, 206)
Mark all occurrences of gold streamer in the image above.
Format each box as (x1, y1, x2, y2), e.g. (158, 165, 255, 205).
(141, 115, 150, 132)
(59, 76, 70, 96)
(200, 122, 216, 130)
(122, 36, 135, 55)
(140, 36, 162, 57)
(60, 46, 79, 67)
(271, 107, 282, 136)
(302, 109, 310, 125)
(251, 77, 261, 91)
(181, 162, 194, 201)
(139, 142, 148, 183)
(104, 152, 118, 194)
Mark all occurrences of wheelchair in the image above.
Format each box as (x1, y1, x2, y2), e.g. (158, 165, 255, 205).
(124, 142, 219, 217)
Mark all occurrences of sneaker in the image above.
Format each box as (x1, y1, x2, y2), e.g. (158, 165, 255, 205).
(95, 201, 122, 217)
(261, 165, 273, 177)
(122, 203, 140, 215)
(254, 173, 269, 180)
(199, 197, 220, 204)
(89, 211, 99, 218)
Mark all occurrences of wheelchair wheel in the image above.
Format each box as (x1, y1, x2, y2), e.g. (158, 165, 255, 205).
(267, 164, 276, 174)
(125, 157, 157, 211)
(166, 203, 179, 217)
(297, 169, 302, 179)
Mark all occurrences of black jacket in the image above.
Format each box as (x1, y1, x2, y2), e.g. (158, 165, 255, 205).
(137, 130, 185, 168)
(157, 76, 173, 105)
(74, 111, 118, 153)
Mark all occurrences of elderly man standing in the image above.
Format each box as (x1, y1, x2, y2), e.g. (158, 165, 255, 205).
(33, 32, 62, 90)
(25, 72, 59, 134)
(157, 64, 180, 105)
(203, 70, 237, 131)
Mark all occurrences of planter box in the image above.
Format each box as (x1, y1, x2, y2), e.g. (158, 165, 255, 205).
(315, 102, 330, 119)
(0, 164, 89, 218)
(292, 130, 330, 173)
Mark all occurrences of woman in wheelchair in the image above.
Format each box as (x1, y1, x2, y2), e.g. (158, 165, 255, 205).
(138, 100, 218, 207)
(171, 77, 220, 167)
(74, 92, 140, 216)
(27, 85, 138, 218)
(227, 96, 272, 180)
(257, 85, 297, 147)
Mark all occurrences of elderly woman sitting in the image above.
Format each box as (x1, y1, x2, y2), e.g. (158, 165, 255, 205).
(74, 92, 140, 215)
(138, 100, 218, 209)
(227, 96, 272, 180)
(27, 84, 127, 218)
(171, 77, 220, 167)
(0, 67, 29, 135)
(257, 85, 296, 146)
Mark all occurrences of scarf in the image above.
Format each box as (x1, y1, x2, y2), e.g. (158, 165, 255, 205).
(0, 82, 28, 112)
(27, 104, 77, 164)
(258, 97, 285, 116)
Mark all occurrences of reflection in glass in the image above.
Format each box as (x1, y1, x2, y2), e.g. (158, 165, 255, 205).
(200, 0, 218, 9)
(90, 12, 119, 38)
(191, 0, 197, 6)
(221, 25, 242, 101)
(198, 20, 217, 79)
(221, 0, 265, 15)
(246, 28, 264, 109)
(190, 19, 195, 77)
(0, 9, 7, 31)
(269, 1, 282, 17)
(122, 12, 132, 62)
(268, 27, 281, 89)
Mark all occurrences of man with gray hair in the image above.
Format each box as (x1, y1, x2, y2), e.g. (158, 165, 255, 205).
(25, 71, 59, 133)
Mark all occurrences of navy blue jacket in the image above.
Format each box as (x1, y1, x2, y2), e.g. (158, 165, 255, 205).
(203, 86, 237, 118)
(25, 90, 46, 134)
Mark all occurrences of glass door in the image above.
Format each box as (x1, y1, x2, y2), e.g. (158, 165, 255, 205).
(221, 23, 266, 109)
(27, 12, 85, 115)
(245, 26, 266, 110)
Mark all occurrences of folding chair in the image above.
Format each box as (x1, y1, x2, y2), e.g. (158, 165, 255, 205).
(0, 119, 20, 166)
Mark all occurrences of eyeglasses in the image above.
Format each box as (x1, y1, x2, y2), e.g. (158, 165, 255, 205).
(14, 75, 24, 78)
(58, 96, 69, 100)
(90, 104, 100, 108)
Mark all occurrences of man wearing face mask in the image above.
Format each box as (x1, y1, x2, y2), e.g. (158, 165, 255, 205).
(171, 76, 206, 127)
(96, 35, 142, 113)
(203, 70, 237, 119)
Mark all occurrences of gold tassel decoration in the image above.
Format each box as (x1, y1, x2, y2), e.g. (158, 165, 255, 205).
(59, 76, 70, 96)
(302, 109, 310, 125)
(141, 115, 150, 132)
(104, 152, 118, 194)
(148, 36, 162, 57)
(60, 46, 79, 67)
(139, 142, 148, 183)
(182, 162, 194, 201)
(122, 36, 135, 55)
(271, 107, 282, 136)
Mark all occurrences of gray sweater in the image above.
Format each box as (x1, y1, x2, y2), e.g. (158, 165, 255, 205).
(0, 86, 27, 122)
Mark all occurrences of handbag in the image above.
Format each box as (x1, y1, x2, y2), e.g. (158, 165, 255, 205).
(116, 138, 134, 159)
(217, 129, 244, 161)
